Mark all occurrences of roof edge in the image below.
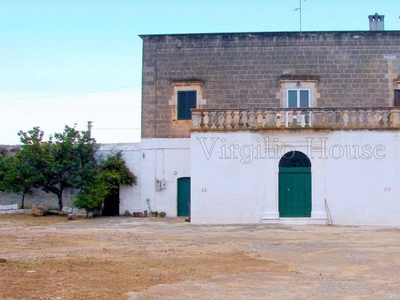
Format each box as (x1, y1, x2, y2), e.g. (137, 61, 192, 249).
(139, 30, 400, 39)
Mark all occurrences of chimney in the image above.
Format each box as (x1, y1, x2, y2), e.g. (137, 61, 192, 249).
(368, 13, 384, 31)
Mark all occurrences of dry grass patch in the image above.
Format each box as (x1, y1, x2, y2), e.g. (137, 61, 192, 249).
(0, 251, 284, 300)
(0, 215, 287, 300)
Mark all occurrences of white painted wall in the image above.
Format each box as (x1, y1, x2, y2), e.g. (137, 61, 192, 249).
(98, 131, 400, 224)
(190, 130, 400, 225)
(191, 131, 275, 224)
(94, 140, 192, 217)
(324, 131, 400, 225)
(140, 138, 191, 217)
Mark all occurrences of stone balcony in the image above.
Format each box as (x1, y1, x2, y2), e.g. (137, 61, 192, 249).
(191, 108, 400, 131)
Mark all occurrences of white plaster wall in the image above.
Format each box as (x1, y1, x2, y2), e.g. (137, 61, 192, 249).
(98, 143, 141, 214)
(324, 131, 400, 225)
(191, 132, 275, 224)
(190, 130, 400, 225)
(101, 132, 400, 224)
(140, 138, 191, 217)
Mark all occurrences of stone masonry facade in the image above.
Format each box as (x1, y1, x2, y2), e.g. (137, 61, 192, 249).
(140, 31, 400, 138)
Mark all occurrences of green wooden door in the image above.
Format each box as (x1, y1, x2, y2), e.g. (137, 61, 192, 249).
(177, 177, 191, 217)
(279, 167, 311, 217)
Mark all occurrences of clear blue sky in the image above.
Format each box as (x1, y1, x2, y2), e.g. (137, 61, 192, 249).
(1, 0, 399, 144)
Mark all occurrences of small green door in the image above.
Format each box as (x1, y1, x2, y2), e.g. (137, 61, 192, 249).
(177, 177, 191, 217)
(278, 151, 312, 218)
(279, 168, 311, 217)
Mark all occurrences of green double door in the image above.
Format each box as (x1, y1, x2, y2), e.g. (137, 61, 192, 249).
(177, 177, 191, 217)
(279, 167, 311, 217)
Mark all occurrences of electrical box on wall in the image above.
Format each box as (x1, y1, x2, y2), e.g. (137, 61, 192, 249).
(155, 179, 162, 191)
(155, 179, 167, 191)
(160, 179, 166, 189)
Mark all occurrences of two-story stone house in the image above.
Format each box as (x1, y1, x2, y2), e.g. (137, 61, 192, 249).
(126, 14, 400, 224)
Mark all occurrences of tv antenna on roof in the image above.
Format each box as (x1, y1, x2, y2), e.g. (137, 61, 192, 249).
(294, 0, 306, 32)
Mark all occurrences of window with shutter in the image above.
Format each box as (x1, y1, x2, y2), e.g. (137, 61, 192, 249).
(177, 91, 197, 120)
(394, 90, 400, 106)
(170, 81, 204, 123)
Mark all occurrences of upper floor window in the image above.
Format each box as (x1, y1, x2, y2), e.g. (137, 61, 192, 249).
(278, 75, 319, 108)
(177, 91, 197, 120)
(287, 89, 310, 108)
(170, 80, 206, 122)
(395, 89, 400, 106)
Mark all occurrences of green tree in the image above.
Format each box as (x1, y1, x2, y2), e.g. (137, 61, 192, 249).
(0, 127, 47, 209)
(12, 126, 136, 214)
(74, 174, 109, 213)
(43, 125, 95, 210)
(18, 125, 95, 211)
(99, 151, 136, 192)
(0, 154, 12, 192)
(0, 152, 43, 209)
(74, 151, 136, 214)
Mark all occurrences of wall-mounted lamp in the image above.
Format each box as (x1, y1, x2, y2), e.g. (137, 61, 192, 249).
(296, 81, 301, 87)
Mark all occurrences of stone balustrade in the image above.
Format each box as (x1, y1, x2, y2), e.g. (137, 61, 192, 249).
(191, 108, 400, 131)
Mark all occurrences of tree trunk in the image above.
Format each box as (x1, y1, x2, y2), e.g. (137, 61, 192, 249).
(21, 193, 25, 209)
(57, 193, 63, 211)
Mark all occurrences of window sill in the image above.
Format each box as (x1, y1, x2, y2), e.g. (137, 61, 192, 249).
(173, 120, 192, 125)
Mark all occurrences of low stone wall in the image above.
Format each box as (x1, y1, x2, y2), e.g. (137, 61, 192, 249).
(0, 189, 76, 209)
(0, 204, 24, 214)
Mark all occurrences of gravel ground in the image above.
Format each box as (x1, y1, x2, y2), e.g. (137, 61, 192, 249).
(1, 215, 399, 300)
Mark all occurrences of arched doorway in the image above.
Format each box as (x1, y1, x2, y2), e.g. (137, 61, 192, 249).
(278, 151, 311, 217)
(177, 177, 191, 217)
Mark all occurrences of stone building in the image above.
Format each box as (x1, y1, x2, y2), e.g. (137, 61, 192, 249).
(133, 13, 400, 224)
(3, 15, 399, 224)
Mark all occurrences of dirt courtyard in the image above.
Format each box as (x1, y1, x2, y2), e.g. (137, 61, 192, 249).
(0, 215, 399, 300)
